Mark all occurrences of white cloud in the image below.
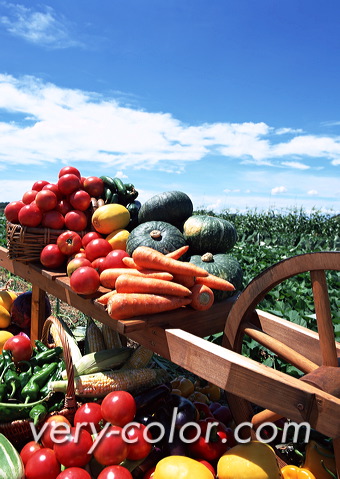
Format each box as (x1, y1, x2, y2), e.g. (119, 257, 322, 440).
(281, 161, 310, 170)
(0, 75, 340, 176)
(271, 186, 288, 195)
(0, 3, 82, 48)
(307, 190, 318, 196)
(275, 127, 304, 135)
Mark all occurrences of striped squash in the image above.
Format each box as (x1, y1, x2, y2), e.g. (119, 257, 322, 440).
(0, 433, 25, 479)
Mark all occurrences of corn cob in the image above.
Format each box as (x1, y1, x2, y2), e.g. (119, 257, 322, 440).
(101, 323, 122, 349)
(60, 347, 132, 379)
(84, 317, 106, 354)
(50, 368, 169, 397)
(51, 317, 82, 363)
(120, 345, 154, 370)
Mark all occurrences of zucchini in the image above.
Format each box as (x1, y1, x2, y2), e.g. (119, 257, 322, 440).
(0, 433, 25, 479)
(103, 185, 113, 203)
(113, 177, 127, 196)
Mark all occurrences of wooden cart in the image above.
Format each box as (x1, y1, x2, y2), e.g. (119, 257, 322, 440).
(0, 246, 339, 476)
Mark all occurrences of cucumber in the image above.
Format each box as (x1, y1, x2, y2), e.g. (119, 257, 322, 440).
(113, 177, 127, 196)
(100, 175, 117, 192)
(103, 186, 113, 203)
(0, 433, 25, 479)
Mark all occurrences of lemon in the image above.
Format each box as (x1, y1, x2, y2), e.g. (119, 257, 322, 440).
(0, 305, 11, 329)
(0, 330, 13, 354)
(0, 290, 17, 312)
(106, 229, 130, 251)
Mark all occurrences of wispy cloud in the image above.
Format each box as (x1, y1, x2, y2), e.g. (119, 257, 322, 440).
(1, 75, 340, 173)
(271, 186, 288, 195)
(307, 190, 318, 196)
(0, 2, 83, 48)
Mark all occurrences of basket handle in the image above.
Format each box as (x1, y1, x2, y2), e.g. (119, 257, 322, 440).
(41, 316, 77, 411)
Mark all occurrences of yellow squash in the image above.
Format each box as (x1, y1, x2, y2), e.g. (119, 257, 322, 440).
(0, 290, 17, 312)
(217, 441, 283, 479)
(153, 456, 214, 479)
(0, 331, 13, 354)
(91, 204, 130, 235)
(106, 228, 130, 250)
(0, 305, 11, 329)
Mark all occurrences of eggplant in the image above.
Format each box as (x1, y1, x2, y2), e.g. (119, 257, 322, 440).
(134, 383, 172, 415)
(169, 393, 198, 429)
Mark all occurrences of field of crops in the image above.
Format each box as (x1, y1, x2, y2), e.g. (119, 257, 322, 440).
(0, 207, 339, 376)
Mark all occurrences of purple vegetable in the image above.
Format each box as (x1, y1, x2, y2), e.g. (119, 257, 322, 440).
(11, 291, 51, 329)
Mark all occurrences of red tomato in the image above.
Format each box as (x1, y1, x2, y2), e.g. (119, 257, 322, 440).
(35, 190, 58, 211)
(101, 391, 136, 427)
(73, 402, 104, 434)
(102, 250, 129, 270)
(18, 203, 43, 227)
(198, 459, 216, 477)
(124, 423, 152, 461)
(25, 447, 61, 479)
(42, 183, 63, 200)
(58, 174, 81, 196)
(32, 180, 50, 191)
(142, 467, 155, 479)
(56, 468, 92, 479)
(4, 200, 24, 223)
(41, 415, 72, 449)
(91, 256, 107, 273)
(65, 210, 88, 232)
(54, 427, 93, 468)
(22, 190, 38, 204)
(57, 231, 83, 256)
(40, 244, 67, 269)
(93, 425, 129, 466)
(56, 199, 73, 216)
(85, 238, 112, 262)
(83, 176, 104, 197)
(3, 333, 33, 363)
(41, 210, 65, 230)
(69, 190, 91, 211)
(67, 257, 92, 277)
(58, 166, 81, 179)
(69, 266, 100, 294)
(81, 231, 102, 248)
(97, 465, 133, 479)
(20, 441, 42, 466)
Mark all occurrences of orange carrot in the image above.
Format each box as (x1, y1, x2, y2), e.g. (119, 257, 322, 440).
(96, 290, 117, 305)
(189, 284, 214, 311)
(166, 245, 189, 260)
(107, 293, 192, 320)
(115, 274, 192, 297)
(100, 268, 174, 289)
(172, 273, 196, 289)
(195, 274, 235, 291)
(132, 246, 208, 277)
(122, 257, 138, 268)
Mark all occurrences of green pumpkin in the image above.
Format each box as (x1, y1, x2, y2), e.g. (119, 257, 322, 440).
(190, 252, 243, 301)
(138, 191, 193, 228)
(183, 215, 238, 254)
(126, 220, 187, 256)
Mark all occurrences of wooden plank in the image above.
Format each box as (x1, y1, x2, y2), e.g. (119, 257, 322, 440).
(30, 285, 47, 343)
(127, 326, 340, 438)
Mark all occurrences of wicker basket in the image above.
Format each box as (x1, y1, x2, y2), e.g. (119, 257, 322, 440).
(6, 222, 88, 262)
(0, 316, 78, 447)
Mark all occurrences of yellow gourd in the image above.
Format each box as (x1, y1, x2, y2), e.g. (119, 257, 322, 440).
(0, 331, 13, 353)
(92, 204, 130, 235)
(0, 305, 11, 329)
(0, 290, 17, 312)
(153, 456, 214, 479)
(217, 441, 283, 479)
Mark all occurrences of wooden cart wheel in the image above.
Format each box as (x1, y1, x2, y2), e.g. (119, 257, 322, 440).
(222, 251, 340, 466)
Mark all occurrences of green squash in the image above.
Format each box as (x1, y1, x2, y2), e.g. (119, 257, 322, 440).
(126, 220, 187, 256)
(138, 191, 193, 228)
(183, 215, 237, 254)
(190, 252, 243, 301)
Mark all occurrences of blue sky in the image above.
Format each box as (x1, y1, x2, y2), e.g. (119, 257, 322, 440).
(0, 0, 339, 214)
